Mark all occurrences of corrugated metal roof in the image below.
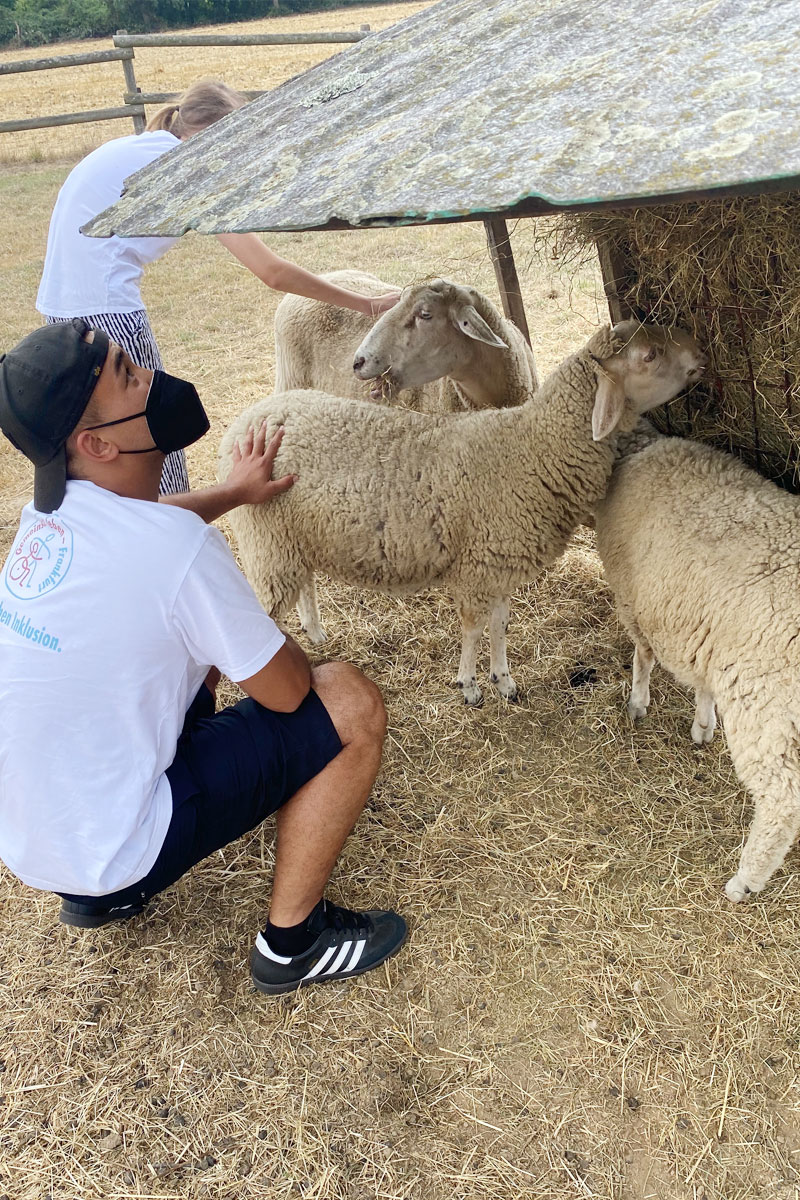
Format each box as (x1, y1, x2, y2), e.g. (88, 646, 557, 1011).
(86, 0, 800, 238)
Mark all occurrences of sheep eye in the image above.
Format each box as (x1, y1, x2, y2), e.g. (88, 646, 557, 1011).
(643, 347, 657, 363)
(418, 311, 433, 321)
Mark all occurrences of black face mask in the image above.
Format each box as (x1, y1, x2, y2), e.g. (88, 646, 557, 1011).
(87, 370, 210, 454)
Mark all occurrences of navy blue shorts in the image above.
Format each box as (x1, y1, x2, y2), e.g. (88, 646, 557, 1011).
(58, 684, 342, 909)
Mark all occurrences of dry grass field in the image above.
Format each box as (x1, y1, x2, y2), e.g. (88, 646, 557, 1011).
(2, 6, 800, 1199)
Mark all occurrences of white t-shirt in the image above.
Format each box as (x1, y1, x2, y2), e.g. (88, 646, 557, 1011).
(0, 481, 285, 896)
(36, 131, 181, 318)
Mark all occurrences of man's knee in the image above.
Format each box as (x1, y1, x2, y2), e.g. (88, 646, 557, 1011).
(311, 662, 386, 744)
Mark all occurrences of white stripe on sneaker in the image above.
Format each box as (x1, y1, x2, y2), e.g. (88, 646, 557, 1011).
(344, 939, 366, 973)
(255, 932, 293, 965)
(324, 940, 353, 976)
(303, 945, 338, 979)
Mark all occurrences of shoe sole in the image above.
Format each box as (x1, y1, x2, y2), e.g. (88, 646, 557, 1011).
(59, 905, 144, 929)
(251, 929, 408, 996)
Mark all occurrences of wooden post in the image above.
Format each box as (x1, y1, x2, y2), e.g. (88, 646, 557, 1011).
(117, 31, 145, 133)
(484, 218, 530, 345)
(596, 234, 633, 324)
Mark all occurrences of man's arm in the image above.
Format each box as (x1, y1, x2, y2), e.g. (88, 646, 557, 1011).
(237, 632, 311, 713)
(161, 422, 296, 523)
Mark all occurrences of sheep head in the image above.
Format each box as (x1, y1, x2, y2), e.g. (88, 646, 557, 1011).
(353, 278, 508, 397)
(588, 321, 706, 442)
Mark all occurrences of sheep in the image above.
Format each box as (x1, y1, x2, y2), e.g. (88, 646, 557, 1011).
(594, 437, 800, 901)
(220, 321, 705, 706)
(274, 271, 539, 412)
(612, 415, 664, 460)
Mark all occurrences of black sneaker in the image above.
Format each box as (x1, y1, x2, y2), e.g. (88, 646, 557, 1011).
(250, 900, 407, 995)
(59, 898, 146, 928)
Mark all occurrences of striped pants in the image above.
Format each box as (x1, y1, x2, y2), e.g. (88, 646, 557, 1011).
(44, 310, 189, 495)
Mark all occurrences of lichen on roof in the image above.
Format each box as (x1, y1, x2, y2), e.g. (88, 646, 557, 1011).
(86, 0, 800, 239)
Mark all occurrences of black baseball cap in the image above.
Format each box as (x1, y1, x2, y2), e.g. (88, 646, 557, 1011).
(0, 318, 109, 512)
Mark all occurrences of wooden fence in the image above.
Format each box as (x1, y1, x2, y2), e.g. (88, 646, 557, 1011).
(0, 46, 143, 133)
(0, 27, 371, 136)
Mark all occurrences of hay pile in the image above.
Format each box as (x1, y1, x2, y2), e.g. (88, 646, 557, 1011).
(547, 194, 800, 491)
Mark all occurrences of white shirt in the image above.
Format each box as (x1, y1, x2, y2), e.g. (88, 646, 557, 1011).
(37, 131, 181, 318)
(0, 482, 285, 895)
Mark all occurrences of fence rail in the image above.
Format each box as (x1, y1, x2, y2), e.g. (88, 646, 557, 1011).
(0, 105, 143, 135)
(0, 47, 133, 76)
(111, 31, 369, 47)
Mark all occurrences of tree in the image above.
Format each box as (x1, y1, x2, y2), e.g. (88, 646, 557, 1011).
(12, 0, 111, 44)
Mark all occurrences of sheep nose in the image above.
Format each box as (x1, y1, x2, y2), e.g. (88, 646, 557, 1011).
(353, 355, 366, 373)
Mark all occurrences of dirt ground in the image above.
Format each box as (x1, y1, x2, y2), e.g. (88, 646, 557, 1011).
(2, 6, 800, 1199)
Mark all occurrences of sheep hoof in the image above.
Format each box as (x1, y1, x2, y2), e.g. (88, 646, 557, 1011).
(691, 720, 715, 745)
(724, 874, 753, 903)
(627, 699, 648, 721)
(302, 625, 329, 645)
(457, 679, 483, 706)
(490, 673, 518, 703)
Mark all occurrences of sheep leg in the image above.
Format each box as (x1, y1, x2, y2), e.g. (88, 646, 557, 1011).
(628, 639, 655, 721)
(234, 514, 325, 642)
(245, 563, 294, 626)
(725, 786, 800, 902)
(456, 600, 487, 706)
(488, 597, 518, 702)
(691, 689, 717, 745)
(295, 576, 327, 644)
(228, 510, 298, 625)
(723, 718, 800, 901)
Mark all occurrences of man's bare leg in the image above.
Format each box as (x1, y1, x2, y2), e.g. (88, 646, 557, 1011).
(267, 661, 386, 927)
(204, 667, 221, 700)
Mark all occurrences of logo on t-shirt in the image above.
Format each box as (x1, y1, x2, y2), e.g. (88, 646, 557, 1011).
(5, 515, 73, 600)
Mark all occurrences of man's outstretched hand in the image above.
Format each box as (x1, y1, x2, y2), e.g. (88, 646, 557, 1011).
(160, 422, 297, 524)
(228, 422, 297, 507)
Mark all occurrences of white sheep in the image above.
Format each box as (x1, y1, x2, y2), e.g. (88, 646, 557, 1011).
(220, 321, 704, 705)
(595, 436, 800, 901)
(274, 271, 538, 411)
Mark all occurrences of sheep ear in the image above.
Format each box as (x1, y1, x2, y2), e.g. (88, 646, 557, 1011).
(591, 371, 628, 441)
(632, 342, 659, 365)
(452, 304, 508, 349)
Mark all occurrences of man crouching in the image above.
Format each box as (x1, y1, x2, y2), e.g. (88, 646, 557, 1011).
(0, 319, 406, 994)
